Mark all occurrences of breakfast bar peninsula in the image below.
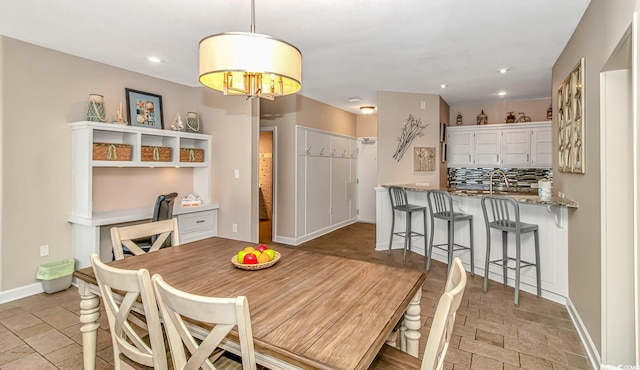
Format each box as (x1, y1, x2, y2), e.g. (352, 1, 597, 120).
(375, 184, 578, 303)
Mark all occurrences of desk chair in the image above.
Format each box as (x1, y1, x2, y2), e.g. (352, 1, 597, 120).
(388, 186, 428, 262)
(481, 195, 541, 306)
(370, 257, 467, 370)
(147, 192, 179, 248)
(90, 254, 167, 369)
(426, 190, 474, 275)
(111, 218, 180, 260)
(152, 274, 257, 370)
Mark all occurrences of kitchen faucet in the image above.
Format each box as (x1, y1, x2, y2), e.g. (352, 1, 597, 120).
(489, 169, 509, 194)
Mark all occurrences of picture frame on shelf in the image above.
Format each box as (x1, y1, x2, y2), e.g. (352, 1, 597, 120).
(440, 122, 447, 142)
(125, 88, 164, 129)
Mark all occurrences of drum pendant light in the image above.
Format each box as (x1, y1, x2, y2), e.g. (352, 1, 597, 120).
(199, 0, 302, 100)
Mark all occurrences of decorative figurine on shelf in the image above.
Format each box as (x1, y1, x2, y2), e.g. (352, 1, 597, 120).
(115, 102, 127, 125)
(171, 113, 184, 131)
(186, 112, 200, 133)
(505, 111, 516, 123)
(86, 94, 108, 122)
(477, 110, 488, 125)
(546, 104, 552, 120)
(456, 112, 463, 126)
(515, 112, 531, 123)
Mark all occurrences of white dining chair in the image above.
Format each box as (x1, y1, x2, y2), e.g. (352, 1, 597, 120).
(89, 253, 168, 369)
(110, 218, 180, 260)
(369, 257, 467, 370)
(152, 274, 257, 370)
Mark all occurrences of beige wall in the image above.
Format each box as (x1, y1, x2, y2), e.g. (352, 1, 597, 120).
(296, 95, 356, 136)
(450, 98, 551, 126)
(552, 0, 636, 362)
(377, 91, 441, 186)
(0, 37, 256, 290)
(356, 114, 377, 137)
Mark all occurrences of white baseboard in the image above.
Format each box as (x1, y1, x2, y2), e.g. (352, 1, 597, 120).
(566, 297, 600, 370)
(273, 235, 297, 245)
(292, 219, 357, 246)
(0, 282, 44, 304)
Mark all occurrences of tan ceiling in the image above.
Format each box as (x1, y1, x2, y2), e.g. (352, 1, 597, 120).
(0, 0, 590, 114)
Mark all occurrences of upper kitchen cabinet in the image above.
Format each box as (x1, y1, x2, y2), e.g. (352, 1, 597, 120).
(447, 122, 551, 169)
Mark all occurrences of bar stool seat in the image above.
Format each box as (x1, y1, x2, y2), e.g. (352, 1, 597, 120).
(388, 186, 427, 262)
(481, 195, 541, 306)
(426, 190, 474, 275)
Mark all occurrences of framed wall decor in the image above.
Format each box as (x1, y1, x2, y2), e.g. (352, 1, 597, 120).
(125, 88, 164, 129)
(414, 146, 435, 171)
(557, 58, 585, 173)
(441, 142, 447, 163)
(440, 122, 447, 142)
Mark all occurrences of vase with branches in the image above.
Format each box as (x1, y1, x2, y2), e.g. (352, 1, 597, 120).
(393, 114, 429, 161)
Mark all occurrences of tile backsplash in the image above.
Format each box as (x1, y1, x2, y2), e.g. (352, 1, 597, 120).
(448, 168, 553, 193)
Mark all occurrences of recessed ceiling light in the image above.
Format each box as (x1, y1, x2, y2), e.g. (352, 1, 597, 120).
(498, 91, 508, 96)
(440, 84, 447, 89)
(147, 56, 163, 63)
(348, 97, 363, 103)
(498, 68, 510, 74)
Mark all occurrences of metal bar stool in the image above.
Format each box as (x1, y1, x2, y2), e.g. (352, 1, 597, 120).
(481, 195, 541, 306)
(388, 186, 427, 262)
(426, 190, 474, 275)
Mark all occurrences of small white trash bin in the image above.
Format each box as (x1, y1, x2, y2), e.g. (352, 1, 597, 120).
(36, 259, 75, 294)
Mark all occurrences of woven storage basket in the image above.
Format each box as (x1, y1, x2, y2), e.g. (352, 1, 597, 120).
(141, 146, 172, 162)
(180, 148, 205, 162)
(92, 143, 132, 161)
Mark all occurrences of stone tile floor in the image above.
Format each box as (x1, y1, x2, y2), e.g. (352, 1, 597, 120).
(0, 222, 591, 369)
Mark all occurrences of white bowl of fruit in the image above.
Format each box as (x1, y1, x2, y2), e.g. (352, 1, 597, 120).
(231, 244, 281, 270)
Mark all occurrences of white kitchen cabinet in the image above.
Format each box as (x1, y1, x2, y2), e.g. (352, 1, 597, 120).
(531, 126, 552, 167)
(502, 128, 531, 167)
(294, 126, 357, 244)
(447, 130, 474, 166)
(474, 129, 501, 166)
(447, 122, 551, 168)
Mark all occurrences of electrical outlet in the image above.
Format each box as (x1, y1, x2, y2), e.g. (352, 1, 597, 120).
(40, 245, 49, 257)
(232, 223, 238, 232)
(234, 169, 240, 179)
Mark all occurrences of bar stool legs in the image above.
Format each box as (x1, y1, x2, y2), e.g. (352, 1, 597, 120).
(481, 195, 541, 306)
(426, 190, 474, 276)
(388, 186, 428, 262)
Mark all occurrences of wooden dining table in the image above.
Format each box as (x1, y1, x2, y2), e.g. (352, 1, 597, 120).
(74, 237, 426, 370)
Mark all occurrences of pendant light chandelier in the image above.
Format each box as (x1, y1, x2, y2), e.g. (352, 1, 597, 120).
(199, 0, 302, 100)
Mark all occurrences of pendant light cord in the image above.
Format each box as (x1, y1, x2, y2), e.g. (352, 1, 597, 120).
(250, 0, 255, 33)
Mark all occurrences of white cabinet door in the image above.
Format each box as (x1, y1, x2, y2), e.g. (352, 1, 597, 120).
(502, 128, 531, 167)
(307, 130, 331, 157)
(297, 127, 308, 155)
(331, 158, 351, 224)
(306, 156, 331, 233)
(531, 127, 552, 167)
(296, 155, 307, 237)
(447, 130, 474, 166)
(475, 129, 501, 166)
(350, 157, 357, 219)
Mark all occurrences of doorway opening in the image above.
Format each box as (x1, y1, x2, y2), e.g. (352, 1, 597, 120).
(259, 128, 276, 244)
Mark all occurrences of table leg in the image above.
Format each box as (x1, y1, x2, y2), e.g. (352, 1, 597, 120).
(403, 289, 422, 357)
(78, 280, 101, 370)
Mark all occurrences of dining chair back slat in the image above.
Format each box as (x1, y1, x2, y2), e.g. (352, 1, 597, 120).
(90, 253, 167, 369)
(152, 274, 257, 370)
(111, 218, 180, 260)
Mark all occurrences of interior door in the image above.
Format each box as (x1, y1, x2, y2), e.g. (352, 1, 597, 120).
(331, 158, 351, 224)
(357, 138, 377, 223)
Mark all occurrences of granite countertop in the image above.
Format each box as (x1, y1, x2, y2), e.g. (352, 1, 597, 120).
(382, 184, 578, 208)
